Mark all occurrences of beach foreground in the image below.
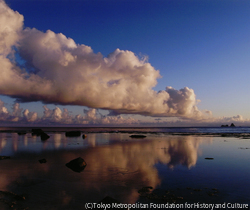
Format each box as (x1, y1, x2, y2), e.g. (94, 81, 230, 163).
(0, 128, 249, 209)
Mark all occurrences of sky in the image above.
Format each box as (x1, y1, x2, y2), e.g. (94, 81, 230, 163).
(0, 0, 250, 126)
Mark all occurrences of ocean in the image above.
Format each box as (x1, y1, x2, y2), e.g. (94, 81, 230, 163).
(1, 125, 250, 134)
(0, 126, 249, 209)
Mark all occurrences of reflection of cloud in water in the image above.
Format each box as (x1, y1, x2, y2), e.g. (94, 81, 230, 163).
(53, 133, 62, 148)
(0, 134, 206, 208)
(164, 136, 200, 169)
(0, 136, 7, 153)
(86, 133, 97, 147)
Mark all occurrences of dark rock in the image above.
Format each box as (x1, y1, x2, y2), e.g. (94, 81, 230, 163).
(31, 128, 44, 136)
(0, 156, 10, 160)
(129, 134, 147, 138)
(82, 134, 87, 139)
(65, 157, 87, 173)
(38, 158, 47, 164)
(221, 124, 228, 127)
(230, 123, 235, 127)
(40, 132, 50, 141)
(65, 131, 81, 137)
(17, 132, 26, 135)
(205, 157, 214, 160)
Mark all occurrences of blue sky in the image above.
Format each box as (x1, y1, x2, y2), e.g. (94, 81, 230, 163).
(1, 0, 250, 126)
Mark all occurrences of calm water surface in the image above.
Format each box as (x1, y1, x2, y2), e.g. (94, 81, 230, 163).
(0, 131, 249, 209)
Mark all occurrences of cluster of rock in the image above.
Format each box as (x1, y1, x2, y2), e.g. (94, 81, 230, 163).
(31, 128, 50, 141)
(14, 129, 89, 172)
(30, 129, 87, 141)
(65, 131, 87, 139)
(221, 123, 235, 127)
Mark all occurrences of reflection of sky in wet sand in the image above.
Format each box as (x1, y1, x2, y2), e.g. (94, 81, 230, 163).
(0, 133, 249, 208)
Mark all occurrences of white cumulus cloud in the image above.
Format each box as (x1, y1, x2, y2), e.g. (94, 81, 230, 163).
(0, 0, 208, 120)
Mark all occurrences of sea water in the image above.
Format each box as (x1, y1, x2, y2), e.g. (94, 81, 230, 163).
(0, 127, 249, 209)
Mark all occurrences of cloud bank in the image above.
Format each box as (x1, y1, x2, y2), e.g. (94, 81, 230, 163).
(0, 99, 250, 126)
(0, 99, 139, 125)
(0, 0, 208, 120)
